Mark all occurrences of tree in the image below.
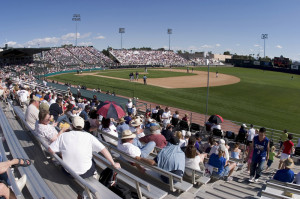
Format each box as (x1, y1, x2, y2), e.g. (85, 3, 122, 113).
(223, 51, 231, 55)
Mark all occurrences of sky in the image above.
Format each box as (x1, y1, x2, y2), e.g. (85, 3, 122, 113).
(1, 0, 300, 60)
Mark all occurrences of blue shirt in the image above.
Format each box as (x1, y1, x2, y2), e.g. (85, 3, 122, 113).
(273, 169, 294, 183)
(80, 110, 89, 121)
(252, 136, 269, 162)
(116, 123, 129, 138)
(208, 153, 226, 174)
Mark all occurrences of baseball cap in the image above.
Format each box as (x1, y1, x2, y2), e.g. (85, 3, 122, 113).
(72, 116, 84, 129)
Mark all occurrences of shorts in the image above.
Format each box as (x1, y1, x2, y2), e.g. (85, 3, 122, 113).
(212, 165, 230, 178)
(267, 159, 273, 167)
(280, 153, 290, 161)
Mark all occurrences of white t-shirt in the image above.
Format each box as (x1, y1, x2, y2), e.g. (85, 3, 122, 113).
(35, 122, 58, 145)
(25, 104, 39, 130)
(247, 128, 256, 141)
(117, 141, 141, 161)
(211, 124, 221, 130)
(17, 90, 29, 102)
(98, 126, 118, 145)
(49, 131, 105, 175)
(126, 102, 133, 109)
(162, 111, 171, 124)
(185, 156, 201, 176)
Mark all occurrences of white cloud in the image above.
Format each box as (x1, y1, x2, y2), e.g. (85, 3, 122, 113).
(78, 42, 93, 46)
(80, 32, 92, 39)
(201, 44, 213, 48)
(26, 37, 60, 46)
(276, 45, 282, 49)
(215, 44, 221, 47)
(254, 44, 260, 47)
(250, 49, 254, 52)
(6, 41, 17, 46)
(94, 35, 105, 40)
(61, 33, 79, 40)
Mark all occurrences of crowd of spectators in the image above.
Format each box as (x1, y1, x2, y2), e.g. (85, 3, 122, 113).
(110, 49, 189, 66)
(190, 57, 224, 65)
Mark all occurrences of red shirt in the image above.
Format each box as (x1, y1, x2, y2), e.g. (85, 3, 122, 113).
(139, 134, 167, 149)
(283, 140, 294, 154)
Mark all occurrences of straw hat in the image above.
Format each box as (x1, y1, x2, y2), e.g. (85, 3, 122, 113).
(130, 119, 142, 127)
(121, 130, 136, 139)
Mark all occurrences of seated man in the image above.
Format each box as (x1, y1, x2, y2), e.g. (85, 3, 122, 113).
(35, 110, 69, 145)
(137, 137, 185, 183)
(48, 116, 120, 178)
(25, 96, 40, 130)
(139, 125, 167, 148)
(208, 145, 236, 181)
(273, 158, 294, 183)
(118, 130, 156, 159)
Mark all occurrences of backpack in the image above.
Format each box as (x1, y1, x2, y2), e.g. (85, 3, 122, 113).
(225, 131, 235, 140)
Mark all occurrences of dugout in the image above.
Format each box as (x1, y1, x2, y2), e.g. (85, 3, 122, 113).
(0, 46, 50, 66)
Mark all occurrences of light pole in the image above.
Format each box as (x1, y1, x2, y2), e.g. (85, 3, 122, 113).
(119, 28, 125, 49)
(167, 29, 172, 50)
(72, 14, 81, 46)
(204, 58, 210, 124)
(261, 34, 268, 58)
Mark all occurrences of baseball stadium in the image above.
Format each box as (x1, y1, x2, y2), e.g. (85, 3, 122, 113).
(0, 1, 300, 199)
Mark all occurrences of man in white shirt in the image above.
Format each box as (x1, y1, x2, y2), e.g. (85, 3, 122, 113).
(48, 116, 120, 178)
(25, 96, 40, 130)
(17, 88, 29, 105)
(126, 99, 133, 114)
(161, 107, 171, 128)
(247, 124, 256, 146)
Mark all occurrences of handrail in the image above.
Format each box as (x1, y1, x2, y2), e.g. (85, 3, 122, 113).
(96, 138, 182, 192)
(0, 107, 57, 199)
(9, 102, 118, 199)
(0, 137, 24, 199)
(93, 152, 152, 199)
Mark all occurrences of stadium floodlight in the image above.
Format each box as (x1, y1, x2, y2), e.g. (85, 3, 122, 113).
(261, 34, 268, 58)
(167, 29, 172, 50)
(119, 28, 125, 49)
(72, 14, 81, 46)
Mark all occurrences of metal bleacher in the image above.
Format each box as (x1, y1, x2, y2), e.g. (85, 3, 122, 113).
(36, 80, 129, 108)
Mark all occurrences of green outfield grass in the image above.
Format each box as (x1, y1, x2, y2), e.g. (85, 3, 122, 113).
(48, 67, 300, 133)
(96, 68, 196, 79)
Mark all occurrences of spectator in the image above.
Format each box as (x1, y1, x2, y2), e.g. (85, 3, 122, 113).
(137, 137, 185, 183)
(208, 145, 236, 181)
(39, 94, 50, 112)
(171, 110, 179, 126)
(277, 133, 294, 169)
(249, 127, 269, 183)
(246, 124, 256, 146)
(35, 110, 69, 145)
(139, 125, 167, 148)
(98, 118, 118, 145)
(231, 142, 241, 159)
(161, 107, 171, 128)
(80, 105, 91, 121)
(273, 158, 294, 183)
(185, 136, 207, 177)
(48, 116, 120, 178)
(175, 131, 186, 147)
(126, 99, 133, 115)
(236, 124, 247, 144)
(161, 124, 174, 142)
(116, 117, 129, 138)
(265, 146, 276, 171)
(124, 112, 132, 125)
(49, 98, 68, 124)
(25, 96, 40, 130)
(279, 129, 288, 148)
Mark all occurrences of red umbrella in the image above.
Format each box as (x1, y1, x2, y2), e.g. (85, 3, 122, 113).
(96, 101, 126, 119)
(208, 115, 224, 124)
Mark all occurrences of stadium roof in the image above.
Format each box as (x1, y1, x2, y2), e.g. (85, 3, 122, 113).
(0, 48, 50, 58)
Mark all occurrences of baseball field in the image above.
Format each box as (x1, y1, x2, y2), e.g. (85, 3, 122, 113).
(47, 66, 300, 134)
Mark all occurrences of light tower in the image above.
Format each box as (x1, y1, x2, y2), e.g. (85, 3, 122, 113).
(72, 14, 81, 46)
(261, 34, 268, 58)
(119, 28, 125, 49)
(167, 29, 172, 50)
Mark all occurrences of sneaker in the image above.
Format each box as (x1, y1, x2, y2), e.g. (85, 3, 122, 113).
(226, 176, 233, 182)
(254, 178, 259, 183)
(16, 174, 27, 191)
(248, 176, 254, 183)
